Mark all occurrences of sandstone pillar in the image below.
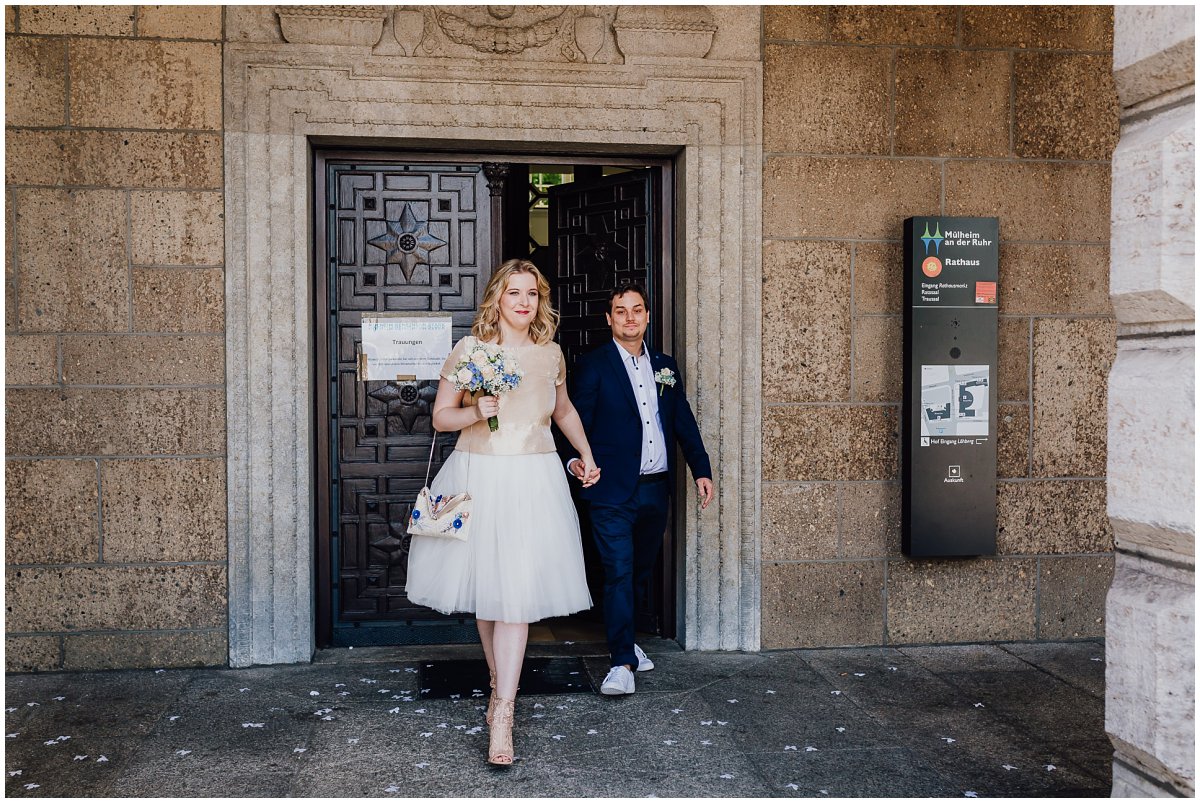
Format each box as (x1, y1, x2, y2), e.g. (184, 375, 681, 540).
(1105, 6, 1195, 797)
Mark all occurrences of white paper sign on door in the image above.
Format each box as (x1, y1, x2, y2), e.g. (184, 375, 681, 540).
(359, 313, 452, 381)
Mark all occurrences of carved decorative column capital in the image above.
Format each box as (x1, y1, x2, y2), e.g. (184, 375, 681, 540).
(482, 163, 511, 197)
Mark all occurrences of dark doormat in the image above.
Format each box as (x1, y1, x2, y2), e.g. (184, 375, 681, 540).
(418, 656, 595, 698)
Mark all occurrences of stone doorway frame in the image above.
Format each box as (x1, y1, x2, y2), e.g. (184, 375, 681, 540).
(223, 43, 763, 667)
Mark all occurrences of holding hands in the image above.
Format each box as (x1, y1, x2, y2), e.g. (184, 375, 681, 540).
(568, 457, 602, 488)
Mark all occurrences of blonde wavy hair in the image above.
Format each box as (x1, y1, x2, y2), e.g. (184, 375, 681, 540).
(472, 259, 560, 345)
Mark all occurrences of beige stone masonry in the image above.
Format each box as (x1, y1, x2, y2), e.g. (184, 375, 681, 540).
(19, 5, 136, 37)
(5, 334, 58, 385)
(69, 38, 222, 130)
(130, 191, 225, 266)
(5, 36, 68, 127)
(5, 564, 226, 632)
(100, 458, 226, 562)
(138, 6, 223, 41)
(14, 189, 128, 333)
(6, 130, 224, 189)
(61, 334, 224, 385)
(63, 629, 227, 671)
(5, 459, 99, 565)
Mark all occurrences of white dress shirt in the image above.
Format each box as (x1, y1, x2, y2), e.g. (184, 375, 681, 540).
(616, 339, 668, 475)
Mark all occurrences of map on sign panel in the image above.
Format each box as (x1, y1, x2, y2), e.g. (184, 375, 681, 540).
(920, 365, 989, 438)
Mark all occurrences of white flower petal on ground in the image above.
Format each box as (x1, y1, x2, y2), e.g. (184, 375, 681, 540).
(420, 732, 433, 738)
(405, 668, 417, 673)
(321, 716, 334, 721)
(57, 735, 70, 741)
(587, 730, 599, 735)
(974, 703, 985, 708)
(552, 735, 565, 741)
(964, 792, 978, 798)
(663, 740, 676, 746)
(384, 785, 400, 793)
(766, 690, 776, 694)
(942, 737, 956, 744)
(717, 721, 728, 726)
(43, 740, 59, 746)
(294, 747, 307, 753)
(805, 746, 818, 752)
(6, 733, 19, 739)
(155, 669, 165, 674)
(671, 708, 684, 714)
(5, 707, 15, 713)
(854, 673, 866, 677)
(1044, 764, 1056, 771)
(720, 774, 734, 780)
(26, 702, 39, 707)
(564, 641, 574, 645)
(785, 783, 799, 790)
(8, 770, 22, 776)
(52, 696, 65, 701)
(415, 762, 429, 769)
(23, 783, 39, 790)
(1002, 764, 1018, 771)
(175, 750, 191, 756)
(727, 699, 738, 703)
(533, 703, 544, 709)
(531, 714, 545, 719)
(556, 705, 568, 710)
(831, 691, 842, 696)
(242, 723, 265, 728)
(701, 740, 713, 746)
(437, 723, 448, 729)
(835, 727, 846, 733)
(389, 669, 401, 673)
(347, 739, 359, 744)
(701, 720, 712, 726)
(96, 756, 108, 763)
(239, 688, 250, 693)
(784, 745, 797, 751)
(169, 716, 181, 721)
(1090, 657, 1102, 662)
(888, 667, 898, 672)
(73, 755, 88, 761)
(388, 707, 400, 714)
(415, 708, 426, 713)
(335, 684, 346, 688)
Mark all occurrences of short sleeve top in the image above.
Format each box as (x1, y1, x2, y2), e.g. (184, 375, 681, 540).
(439, 335, 566, 455)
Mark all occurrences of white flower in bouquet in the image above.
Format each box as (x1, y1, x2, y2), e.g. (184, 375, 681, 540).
(451, 339, 523, 431)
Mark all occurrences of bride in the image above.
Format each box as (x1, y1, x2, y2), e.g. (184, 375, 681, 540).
(405, 258, 600, 766)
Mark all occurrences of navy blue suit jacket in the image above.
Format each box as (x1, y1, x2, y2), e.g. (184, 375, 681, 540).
(566, 340, 712, 506)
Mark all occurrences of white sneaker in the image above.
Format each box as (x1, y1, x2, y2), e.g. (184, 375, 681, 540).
(634, 643, 654, 672)
(600, 665, 635, 695)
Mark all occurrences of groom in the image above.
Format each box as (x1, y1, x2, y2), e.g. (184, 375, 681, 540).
(565, 281, 714, 696)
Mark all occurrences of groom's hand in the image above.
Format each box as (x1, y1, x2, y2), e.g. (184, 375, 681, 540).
(696, 477, 714, 509)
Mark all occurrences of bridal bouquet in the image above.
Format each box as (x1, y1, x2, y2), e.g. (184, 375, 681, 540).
(451, 340, 523, 432)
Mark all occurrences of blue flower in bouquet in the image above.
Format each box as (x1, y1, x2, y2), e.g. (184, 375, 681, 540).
(451, 339, 523, 431)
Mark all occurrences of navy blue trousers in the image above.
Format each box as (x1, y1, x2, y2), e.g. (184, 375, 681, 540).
(587, 477, 670, 670)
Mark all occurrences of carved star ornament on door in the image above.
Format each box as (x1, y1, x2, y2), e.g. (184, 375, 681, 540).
(367, 203, 447, 282)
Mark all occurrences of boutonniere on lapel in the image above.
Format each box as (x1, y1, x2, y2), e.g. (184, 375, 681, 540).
(653, 367, 676, 396)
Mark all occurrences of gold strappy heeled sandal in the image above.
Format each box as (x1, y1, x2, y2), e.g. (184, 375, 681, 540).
(486, 669, 497, 725)
(487, 697, 515, 766)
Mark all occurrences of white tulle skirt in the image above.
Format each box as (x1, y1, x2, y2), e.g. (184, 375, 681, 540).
(405, 449, 593, 624)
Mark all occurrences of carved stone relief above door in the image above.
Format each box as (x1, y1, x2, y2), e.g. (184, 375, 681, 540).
(272, 5, 721, 63)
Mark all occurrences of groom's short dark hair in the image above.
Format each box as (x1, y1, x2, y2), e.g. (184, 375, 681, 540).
(608, 281, 648, 311)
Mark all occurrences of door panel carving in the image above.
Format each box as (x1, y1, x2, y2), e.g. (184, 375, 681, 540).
(548, 168, 665, 634)
(321, 160, 489, 632)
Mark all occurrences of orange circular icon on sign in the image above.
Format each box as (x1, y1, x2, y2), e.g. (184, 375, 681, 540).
(922, 256, 942, 277)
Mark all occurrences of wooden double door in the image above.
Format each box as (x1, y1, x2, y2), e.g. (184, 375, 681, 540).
(314, 151, 675, 648)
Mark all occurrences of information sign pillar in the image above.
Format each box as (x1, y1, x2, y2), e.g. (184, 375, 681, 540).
(902, 216, 999, 557)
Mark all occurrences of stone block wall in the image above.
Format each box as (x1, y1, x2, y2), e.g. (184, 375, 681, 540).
(1104, 6, 1194, 797)
(5, 6, 228, 671)
(760, 6, 1120, 648)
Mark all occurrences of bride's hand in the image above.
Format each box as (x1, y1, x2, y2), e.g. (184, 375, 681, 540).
(580, 458, 601, 488)
(474, 395, 499, 420)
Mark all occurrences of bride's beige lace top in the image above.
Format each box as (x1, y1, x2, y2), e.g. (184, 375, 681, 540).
(439, 335, 566, 456)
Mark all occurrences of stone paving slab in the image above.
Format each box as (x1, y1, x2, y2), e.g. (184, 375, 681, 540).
(4, 640, 1111, 798)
